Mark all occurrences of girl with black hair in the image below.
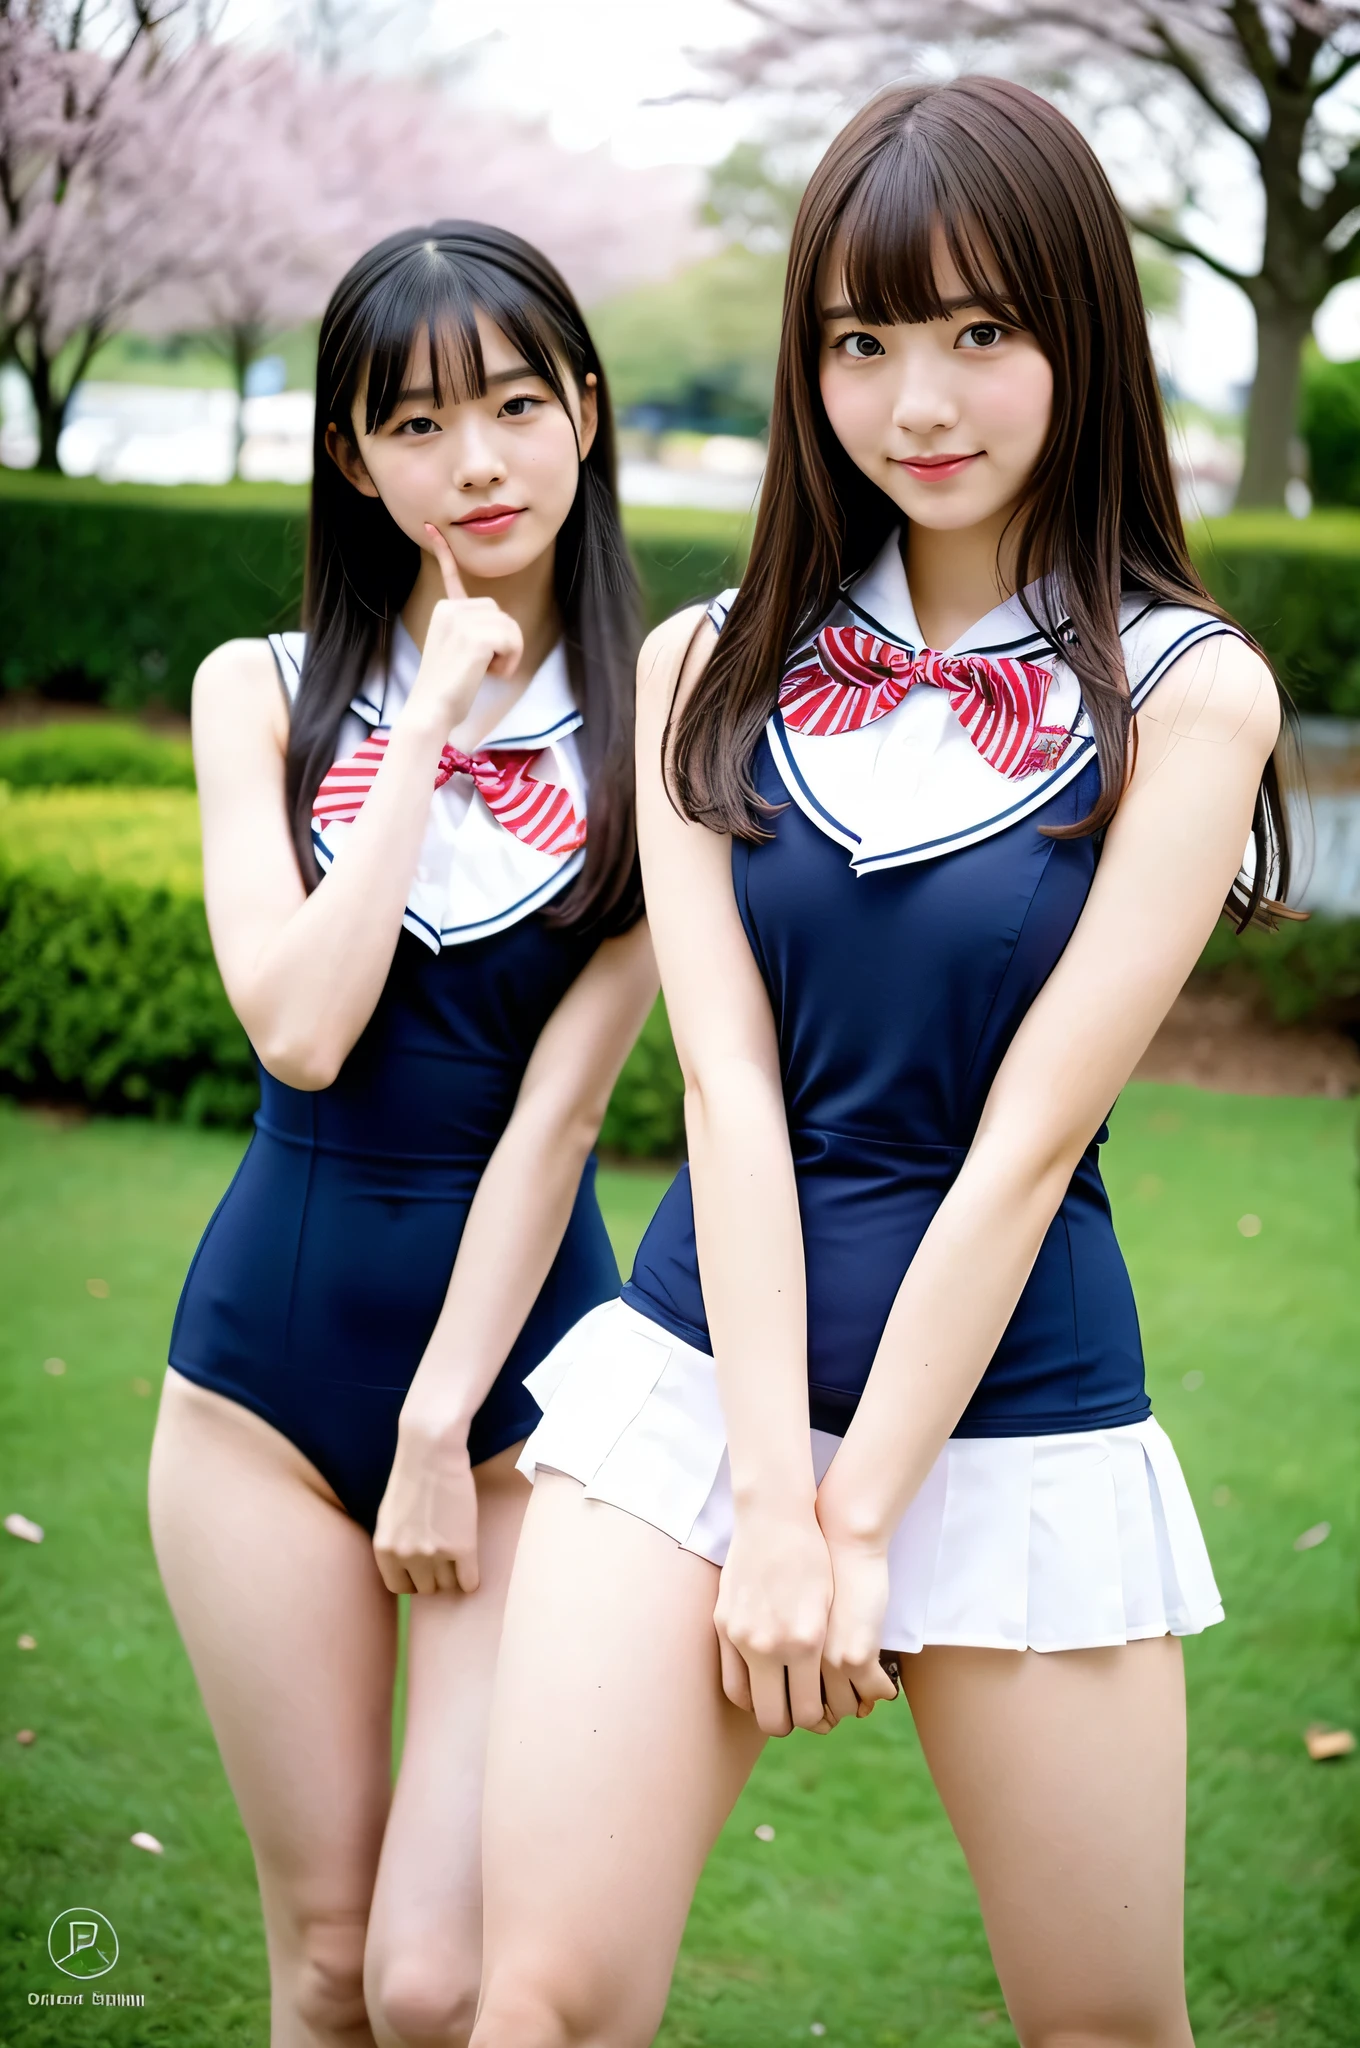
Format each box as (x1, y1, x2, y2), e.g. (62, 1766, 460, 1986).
(467, 84, 1291, 2048)
(149, 221, 656, 2048)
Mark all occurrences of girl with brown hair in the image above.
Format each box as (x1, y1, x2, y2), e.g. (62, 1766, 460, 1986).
(468, 82, 1289, 2048)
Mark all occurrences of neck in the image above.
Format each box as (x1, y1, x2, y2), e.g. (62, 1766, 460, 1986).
(903, 505, 1024, 650)
(401, 541, 561, 682)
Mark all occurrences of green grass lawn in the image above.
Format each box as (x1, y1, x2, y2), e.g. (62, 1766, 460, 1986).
(1, 1090, 1356, 2046)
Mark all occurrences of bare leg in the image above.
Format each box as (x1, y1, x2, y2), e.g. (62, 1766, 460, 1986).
(364, 1444, 530, 2048)
(149, 1368, 397, 2048)
(903, 1637, 1194, 2048)
(470, 1474, 767, 2048)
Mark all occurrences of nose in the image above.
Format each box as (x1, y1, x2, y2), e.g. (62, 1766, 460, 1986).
(890, 346, 960, 440)
(447, 414, 507, 493)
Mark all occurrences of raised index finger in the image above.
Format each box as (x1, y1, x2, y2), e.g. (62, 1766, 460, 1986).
(424, 521, 467, 603)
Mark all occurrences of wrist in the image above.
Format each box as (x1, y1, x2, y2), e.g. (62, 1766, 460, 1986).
(815, 1472, 893, 1552)
(398, 1370, 482, 1447)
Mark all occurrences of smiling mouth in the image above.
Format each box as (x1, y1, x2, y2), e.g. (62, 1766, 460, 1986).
(452, 505, 525, 533)
(895, 453, 981, 480)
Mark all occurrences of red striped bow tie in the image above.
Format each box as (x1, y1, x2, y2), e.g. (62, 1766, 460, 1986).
(313, 730, 586, 858)
(780, 625, 1071, 780)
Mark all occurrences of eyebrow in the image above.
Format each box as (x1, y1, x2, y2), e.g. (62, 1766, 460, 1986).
(820, 295, 1003, 322)
(393, 363, 542, 404)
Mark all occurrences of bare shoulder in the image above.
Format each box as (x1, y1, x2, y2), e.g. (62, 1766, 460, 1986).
(192, 638, 288, 754)
(1137, 629, 1281, 762)
(636, 604, 717, 719)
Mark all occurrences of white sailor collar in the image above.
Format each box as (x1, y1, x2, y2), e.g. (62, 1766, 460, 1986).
(739, 532, 1239, 874)
(271, 622, 587, 952)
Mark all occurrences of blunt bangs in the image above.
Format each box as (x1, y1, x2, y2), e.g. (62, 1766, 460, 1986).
(330, 236, 576, 441)
(836, 131, 1022, 333)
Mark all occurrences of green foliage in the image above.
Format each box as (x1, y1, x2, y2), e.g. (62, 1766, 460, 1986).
(1198, 913, 1360, 1028)
(0, 721, 195, 789)
(1189, 511, 1360, 715)
(0, 470, 750, 712)
(590, 243, 786, 431)
(0, 786, 686, 1147)
(1299, 347, 1360, 508)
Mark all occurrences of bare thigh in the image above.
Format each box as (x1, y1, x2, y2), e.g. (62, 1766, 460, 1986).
(363, 1443, 530, 2048)
(149, 1368, 397, 2048)
(471, 1474, 767, 2048)
(903, 1637, 1194, 2048)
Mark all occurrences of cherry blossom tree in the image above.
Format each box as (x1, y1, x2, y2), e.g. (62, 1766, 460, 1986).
(709, 1, 1360, 507)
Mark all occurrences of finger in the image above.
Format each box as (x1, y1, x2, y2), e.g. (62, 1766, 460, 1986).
(405, 1555, 438, 1596)
(848, 1654, 900, 1715)
(454, 1550, 481, 1596)
(717, 1630, 754, 1715)
(372, 1547, 414, 1597)
(485, 614, 525, 681)
(433, 1554, 462, 1595)
(424, 521, 468, 603)
(787, 1651, 829, 1733)
(749, 1658, 794, 1739)
(821, 1664, 861, 1727)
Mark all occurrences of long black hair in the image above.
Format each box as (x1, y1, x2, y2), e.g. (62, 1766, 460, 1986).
(288, 219, 643, 931)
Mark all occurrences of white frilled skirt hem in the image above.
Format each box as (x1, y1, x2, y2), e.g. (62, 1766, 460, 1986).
(517, 1300, 1224, 1655)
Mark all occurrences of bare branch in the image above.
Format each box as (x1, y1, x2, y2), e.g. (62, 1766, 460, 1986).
(1123, 209, 1254, 287)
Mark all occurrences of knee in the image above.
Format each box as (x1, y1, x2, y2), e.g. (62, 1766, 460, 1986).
(1019, 2008, 1190, 2048)
(287, 1911, 370, 2039)
(368, 1952, 479, 2048)
(468, 1978, 655, 2048)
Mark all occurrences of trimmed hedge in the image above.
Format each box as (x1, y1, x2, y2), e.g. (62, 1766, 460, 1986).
(0, 470, 749, 713)
(0, 787, 685, 1146)
(1188, 512, 1360, 717)
(0, 720, 195, 789)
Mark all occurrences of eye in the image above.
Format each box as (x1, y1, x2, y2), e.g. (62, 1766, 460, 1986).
(835, 331, 886, 361)
(958, 321, 1009, 350)
(396, 414, 440, 437)
(500, 394, 542, 418)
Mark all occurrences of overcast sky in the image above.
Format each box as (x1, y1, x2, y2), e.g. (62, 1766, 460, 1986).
(225, 0, 1360, 407)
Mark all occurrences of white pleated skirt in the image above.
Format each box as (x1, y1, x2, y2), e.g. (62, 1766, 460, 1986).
(517, 1299, 1224, 1655)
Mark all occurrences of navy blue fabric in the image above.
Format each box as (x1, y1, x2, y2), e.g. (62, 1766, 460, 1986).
(171, 919, 619, 1530)
(624, 731, 1148, 1438)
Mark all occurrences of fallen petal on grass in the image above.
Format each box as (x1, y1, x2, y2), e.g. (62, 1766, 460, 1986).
(1237, 1214, 1262, 1237)
(5, 1513, 44, 1544)
(130, 1832, 164, 1854)
(810, 2027, 826, 2038)
(86, 1278, 110, 1298)
(17, 1634, 36, 1651)
(130, 1377, 151, 1398)
(15, 1729, 35, 1746)
(1304, 1726, 1355, 1762)
(754, 1823, 776, 1842)
(42, 1357, 65, 1376)
(1181, 1370, 1205, 1391)
(1294, 1522, 1331, 1551)
(1212, 1486, 1232, 1507)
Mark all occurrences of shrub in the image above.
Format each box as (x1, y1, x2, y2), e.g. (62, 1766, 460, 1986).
(0, 787, 686, 1145)
(0, 721, 195, 789)
(0, 470, 750, 713)
(1299, 348, 1360, 509)
(1196, 914, 1360, 1030)
(1188, 512, 1360, 717)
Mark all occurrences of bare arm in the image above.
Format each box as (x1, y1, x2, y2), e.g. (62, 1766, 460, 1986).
(814, 634, 1283, 1705)
(195, 530, 522, 1090)
(372, 919, 660, 1594)
(636, 610, 835, 1736)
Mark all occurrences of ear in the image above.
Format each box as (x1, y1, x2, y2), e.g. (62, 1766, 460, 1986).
(325, 420, 381, 498)
(577, 371, 599, 463)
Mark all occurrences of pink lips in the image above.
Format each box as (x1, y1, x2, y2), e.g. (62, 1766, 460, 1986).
(896, 454, 980, 482)
(453, 504, 524, 535)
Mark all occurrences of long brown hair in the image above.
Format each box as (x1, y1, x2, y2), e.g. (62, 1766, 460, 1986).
(291, 220, 642, 933)
(670, 77, 1291, 928)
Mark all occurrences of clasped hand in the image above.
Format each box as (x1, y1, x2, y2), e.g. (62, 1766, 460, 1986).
(714, 1500, 898, 1737)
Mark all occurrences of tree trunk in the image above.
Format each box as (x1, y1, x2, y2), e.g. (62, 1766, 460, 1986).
(230, 323, 263, 481)
(1236, 296, 1314, 509)
(25, 342, 67, 473)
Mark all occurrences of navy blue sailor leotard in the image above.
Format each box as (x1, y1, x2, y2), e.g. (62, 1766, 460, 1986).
(622, 537, 1240, 1440)
(169, 625, 620, 1531)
